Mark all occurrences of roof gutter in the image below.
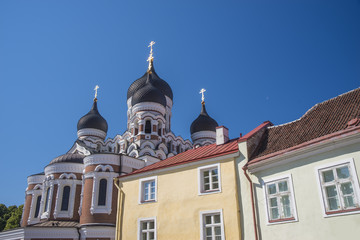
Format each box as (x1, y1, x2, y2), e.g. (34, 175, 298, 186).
(242, 166, 258, 240)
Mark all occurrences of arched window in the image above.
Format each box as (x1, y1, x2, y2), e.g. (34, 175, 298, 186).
(158, 122, 162, 136)
(98, 179, 107, 206)
(61, 186, 71, 211)
(34, 196, 41, 218)
(44, 188, 50, 212)
(145, 120, 151, 134)
(167, 142, 171, 152)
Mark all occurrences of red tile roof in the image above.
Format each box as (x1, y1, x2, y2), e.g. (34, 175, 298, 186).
(250, 87, 360, 161)
(120, 139, 239, 178)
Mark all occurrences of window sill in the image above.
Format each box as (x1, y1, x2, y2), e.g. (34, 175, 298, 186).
(140, 200, 156, 204)
(325, 207, 360, 217)
(267, 217, 297, 225)
(199, 189, 221, 196)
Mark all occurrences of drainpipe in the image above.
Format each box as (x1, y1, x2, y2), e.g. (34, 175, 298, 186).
(76, 226, 81, 240)
(242, 166, 258, 240)
(114, 177, 122, 240)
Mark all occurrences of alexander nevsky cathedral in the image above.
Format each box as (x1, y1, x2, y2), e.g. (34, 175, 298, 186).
(14, 42, 219, 239)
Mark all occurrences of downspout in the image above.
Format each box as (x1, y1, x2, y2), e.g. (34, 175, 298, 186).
(242, 166, 258, 240)
(76, 226, 81, 240)
(114, 154, 123, 240)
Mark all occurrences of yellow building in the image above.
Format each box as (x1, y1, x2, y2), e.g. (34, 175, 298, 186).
(115, 128, 241, 240)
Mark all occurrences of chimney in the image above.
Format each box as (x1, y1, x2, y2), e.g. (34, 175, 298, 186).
(216, 126, 229, 145)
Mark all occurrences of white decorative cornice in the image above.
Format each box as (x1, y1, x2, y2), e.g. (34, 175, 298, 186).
(131, 102, 166, 116)
(45, 163, 84, 175)
(122, 155, 146, 169)
(77, 128, 106, 139)
(84, 154, 120, 167)
(27, 175, 45, 185)
(79, 225, 115, 239)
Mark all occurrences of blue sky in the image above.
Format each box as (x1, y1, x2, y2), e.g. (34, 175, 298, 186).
(0, 0, 359, 206)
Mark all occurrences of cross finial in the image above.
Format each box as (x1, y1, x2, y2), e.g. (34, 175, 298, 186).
(94, 85, 99, 101)
(147, 41, 155, 72)
(199, 88, 206, 103)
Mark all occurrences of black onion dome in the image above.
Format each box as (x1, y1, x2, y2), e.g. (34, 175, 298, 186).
(49, 153, 85, 165)
(131, 81, 167, 107)
(190, 103, 219, 134)
(127, 63, 173, 100)
(77, 101, 108, 132)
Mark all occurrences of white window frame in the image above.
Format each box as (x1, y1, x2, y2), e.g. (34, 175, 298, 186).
(88, 165, 119, 215)
(40, 175, 55, 220)
(137, 217, 156, 240)
(139, 176, 158, 204)
(199, 209, 225, 240)
(27, 185, 43, 225)
(53, 173, 81, 219)
(262, 174, 298, 225)
(315, 158, 360, 217)
(198, 163, 222, 195)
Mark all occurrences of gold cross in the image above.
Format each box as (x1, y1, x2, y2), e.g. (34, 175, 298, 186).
(94, 85, 99, 100)
(147, 41, 155, 71)
(199, 88, 206, 103)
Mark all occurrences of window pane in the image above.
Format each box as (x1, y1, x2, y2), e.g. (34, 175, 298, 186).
(149, 232, 154, 240)
(270, 197, 278, 207)
(341, 182, 354, 195)
(44, 188, 50, 212)
(151, 181, 155, 187)
(204, 171, 209, 177)
(278, 181, 288, 192)
(213, 214, 220, 223)
(268, 184, 276, 194)
(98, 179, 107, 206)
(271, 208, 279, 219)
(141, 233, 147, 240)
(337, 166, 350, 179)
(149, 221, 154, 229)
(206, 237, 212, 240)
(61, 186, 70, 211)
(214, 226, 221, 235)
(142, 222, 147, 230)
(211, 169, 218, 176)
(215, 237, 222, 240)
(323, 170, 334, 182)
(205, 216, 212, 224)
(205, 227, 212, 236)
(204, 184, 210, 191)
(213, 183, 219, 189)
(326, 185, 337, 197)
(150, 193, 155, 199)
(343, 196, 355, 208)
(281, 195, 290, 205)
(204, 177, 210, 184)
(34, 196, 41, 218)
(212, 176, 218, 183)
(328, 197, 339, 210)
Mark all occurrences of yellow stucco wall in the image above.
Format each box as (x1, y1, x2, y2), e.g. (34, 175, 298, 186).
(240, 141, 360, 240)
(118, 157, 241, 240)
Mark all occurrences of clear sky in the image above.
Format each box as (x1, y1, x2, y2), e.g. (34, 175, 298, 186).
(0, 0, 359, 206)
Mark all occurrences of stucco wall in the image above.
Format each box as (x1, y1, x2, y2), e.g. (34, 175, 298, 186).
(249, 141, 360, 240)
(118, 157, 241, 240)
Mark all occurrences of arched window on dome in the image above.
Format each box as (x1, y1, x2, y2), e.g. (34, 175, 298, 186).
(44, 187, 50, 212)
(98, 179, 107, 206)
(134, 120, 139, 135)
(61, 186, 70, 211)
(34, 195, 41, 218)
(145, 120, 151, 134)
(158, 121, 162, 136)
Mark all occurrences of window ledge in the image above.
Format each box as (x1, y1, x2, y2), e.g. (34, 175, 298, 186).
(140, 200, 157, 204)
(199, 189, 221, 196)
(268, 217, 297, 225)
(325, 207, 360, 217)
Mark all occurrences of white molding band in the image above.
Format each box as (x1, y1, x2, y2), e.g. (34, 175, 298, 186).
(45, 163, 84, 175)
(77, 128, 107, 139)
(84, 154, 120, 167)
(131, 102, 166, 116)
(27, 175, 45, 185)
(191, 131, 216, 141)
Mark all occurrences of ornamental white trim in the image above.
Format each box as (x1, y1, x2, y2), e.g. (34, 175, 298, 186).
(27, 189, 42, 225)
(27, 175, 45, 185)
(122, 155, 146, 170)
(40, 179, 55, 220)
(84, 154, 120, 167)
(45, 163, 83, 175)
(191, 130, 216, 141)
(80, 225, 116, 239)
(77, 128, 106, 139)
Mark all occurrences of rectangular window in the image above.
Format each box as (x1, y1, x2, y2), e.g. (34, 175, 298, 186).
(139, 177, 157, 203)
(316, 159, 360, 216)
(264, 175, 297, 224)
(200, 210, 225, 240)
(138, 218, 156, 240)
(198, 164, 221, 195)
